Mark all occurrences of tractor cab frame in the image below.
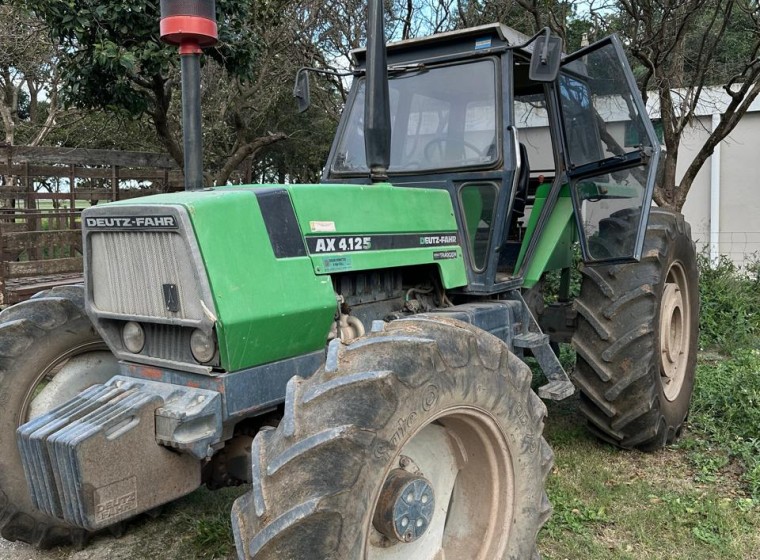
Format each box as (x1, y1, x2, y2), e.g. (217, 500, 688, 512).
(323, 24, 661, 295)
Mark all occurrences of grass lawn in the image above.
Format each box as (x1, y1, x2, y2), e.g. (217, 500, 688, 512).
(538, 394, 760, 560)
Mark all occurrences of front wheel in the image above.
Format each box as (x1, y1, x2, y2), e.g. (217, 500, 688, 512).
(572, 209, 699, 450)
(232, 317, 553, 559)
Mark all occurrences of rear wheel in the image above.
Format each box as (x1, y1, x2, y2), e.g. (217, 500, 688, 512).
(572, 209, 699, 450)
(0, 285, 117, 547)
(232, 316, 553, 559)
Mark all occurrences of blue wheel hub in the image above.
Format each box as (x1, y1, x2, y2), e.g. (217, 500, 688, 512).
(373, 469, 436, 543)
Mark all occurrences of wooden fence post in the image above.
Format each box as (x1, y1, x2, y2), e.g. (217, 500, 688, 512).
(24, 163, 42, 261)
(69, 164, 76, 229)
(112, 165, 120, 201)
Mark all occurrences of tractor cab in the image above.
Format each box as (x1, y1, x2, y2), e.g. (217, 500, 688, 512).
(323, 24, 660, 294)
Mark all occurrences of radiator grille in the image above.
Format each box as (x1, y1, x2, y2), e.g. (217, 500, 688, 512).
(90, 231, 204, 321)
(142, 323, 198, 364)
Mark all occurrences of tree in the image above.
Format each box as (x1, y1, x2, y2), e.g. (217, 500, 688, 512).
(0, 4, 62, 146)
(22, 0, 338, 184)
(613, 0, 760, 211)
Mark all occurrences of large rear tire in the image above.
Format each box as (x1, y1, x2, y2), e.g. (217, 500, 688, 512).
(572, 209, 699, 450)
(232, 316, 553, 559)
(0, 285, 118, 547)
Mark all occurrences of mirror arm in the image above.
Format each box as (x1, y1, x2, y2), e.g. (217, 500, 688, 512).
(507, 27, 551, 51)
(541, 28, 551, 64)
(293, 67, 357, 113)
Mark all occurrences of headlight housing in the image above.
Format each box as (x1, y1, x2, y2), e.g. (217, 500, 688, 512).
(122, 321, 145, 354)
(190, 329, 216, 363)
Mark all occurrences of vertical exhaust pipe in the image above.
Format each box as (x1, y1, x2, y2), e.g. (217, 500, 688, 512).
(159, 0, 218, 190)
(364, 0, 391, 183)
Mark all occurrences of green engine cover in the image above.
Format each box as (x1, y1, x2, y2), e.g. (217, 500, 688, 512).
(104, 183, 467, 372)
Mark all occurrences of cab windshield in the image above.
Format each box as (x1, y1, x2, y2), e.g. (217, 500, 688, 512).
(332, 59, 499, 175)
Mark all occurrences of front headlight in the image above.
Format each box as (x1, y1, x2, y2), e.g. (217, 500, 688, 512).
(122, 321, 145, 353)
(190, 329, 216, 363)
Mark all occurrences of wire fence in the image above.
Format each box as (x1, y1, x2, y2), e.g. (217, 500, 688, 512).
(691, 224, 760, 268)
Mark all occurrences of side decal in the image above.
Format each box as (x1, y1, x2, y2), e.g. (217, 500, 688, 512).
(306, 232, 459, 254)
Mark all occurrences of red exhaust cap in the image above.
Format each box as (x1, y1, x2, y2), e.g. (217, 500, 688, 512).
(159, 0, 218, 51)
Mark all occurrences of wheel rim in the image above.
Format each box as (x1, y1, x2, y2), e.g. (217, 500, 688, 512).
(659, 261, 691, 402)
(366, 407, 513, 560)
(18, 342, 116, 425)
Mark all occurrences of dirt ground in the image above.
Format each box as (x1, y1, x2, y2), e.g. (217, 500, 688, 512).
(0, 530, 161, 560)
(0, 535, 112, 560)
(0, 507, 202, 560)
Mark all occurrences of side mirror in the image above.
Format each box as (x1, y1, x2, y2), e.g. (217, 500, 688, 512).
(293, 69, 311, 113)
(529, 34, 563, 82)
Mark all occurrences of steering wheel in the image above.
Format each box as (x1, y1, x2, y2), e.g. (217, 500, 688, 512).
(424, 137, 486, 162)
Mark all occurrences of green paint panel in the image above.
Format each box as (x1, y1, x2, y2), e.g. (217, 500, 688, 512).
(283, 183, 467, 288)
(516, 184, 577, 289)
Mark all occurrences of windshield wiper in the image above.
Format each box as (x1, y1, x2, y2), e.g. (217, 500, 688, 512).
(388, 63, 427, 75)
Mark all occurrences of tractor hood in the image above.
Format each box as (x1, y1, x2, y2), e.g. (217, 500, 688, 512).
(81, 183, 466, 373)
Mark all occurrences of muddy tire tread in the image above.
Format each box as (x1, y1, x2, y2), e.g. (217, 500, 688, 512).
(234, 317, 552, 559)
(572, 210, 698, 450)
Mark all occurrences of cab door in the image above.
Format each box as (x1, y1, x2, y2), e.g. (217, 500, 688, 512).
(558, 35, 660, 263)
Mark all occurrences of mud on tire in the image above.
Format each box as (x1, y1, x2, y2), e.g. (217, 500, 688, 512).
(0, 285, 116, 548)
(572, 209, 699, 450)
(232, 316, 553, 559)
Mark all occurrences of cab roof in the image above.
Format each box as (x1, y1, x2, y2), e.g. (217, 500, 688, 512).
(351, 23, 532, 68)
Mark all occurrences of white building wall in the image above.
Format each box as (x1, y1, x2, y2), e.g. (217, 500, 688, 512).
(677, 117, 711, 256)
(679, 112, 760, 267)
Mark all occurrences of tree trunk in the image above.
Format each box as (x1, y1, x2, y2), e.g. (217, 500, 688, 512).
(0, 103, 14, 145)
(214, 133, 287, 185)
(653, 150, 679, 211)
(149, 75, 184, 169)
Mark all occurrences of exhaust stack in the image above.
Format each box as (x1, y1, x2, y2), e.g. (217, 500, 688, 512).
(159, 0, 218, 190)
(364, 0, 391, 183)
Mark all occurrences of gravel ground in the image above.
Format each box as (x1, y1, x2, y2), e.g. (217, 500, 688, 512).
(0, 516, 191, 560)
(0, 537, 52, 560)
(0, 537, 29, 558)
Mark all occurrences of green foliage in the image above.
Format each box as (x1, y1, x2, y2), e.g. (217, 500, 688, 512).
(540, 396, 760, 559)
(652, 492, 739, 548)
(173, 486, 246, 559)
(541, 243, 582, 306)
(687, 351, 760, 498)
(22, 0, 257, 115)
(697, 253, 760, 352)
(544, 485, 609, 537)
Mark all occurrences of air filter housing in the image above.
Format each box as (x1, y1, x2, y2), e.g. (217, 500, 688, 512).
(159, 0, 218, 48)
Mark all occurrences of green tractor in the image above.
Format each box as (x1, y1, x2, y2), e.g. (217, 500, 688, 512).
(0, 1, 698, 558)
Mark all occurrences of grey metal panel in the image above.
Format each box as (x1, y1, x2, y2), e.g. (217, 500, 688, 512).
(221, 351, 324, 419)
(142, 322, 199, 364)
(16, 376, 218, 530)
(422, 300, 523, 346)
(90, 230, 204, 321)
(117, 350, 325, 421)
(83, 204, 219, 374)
